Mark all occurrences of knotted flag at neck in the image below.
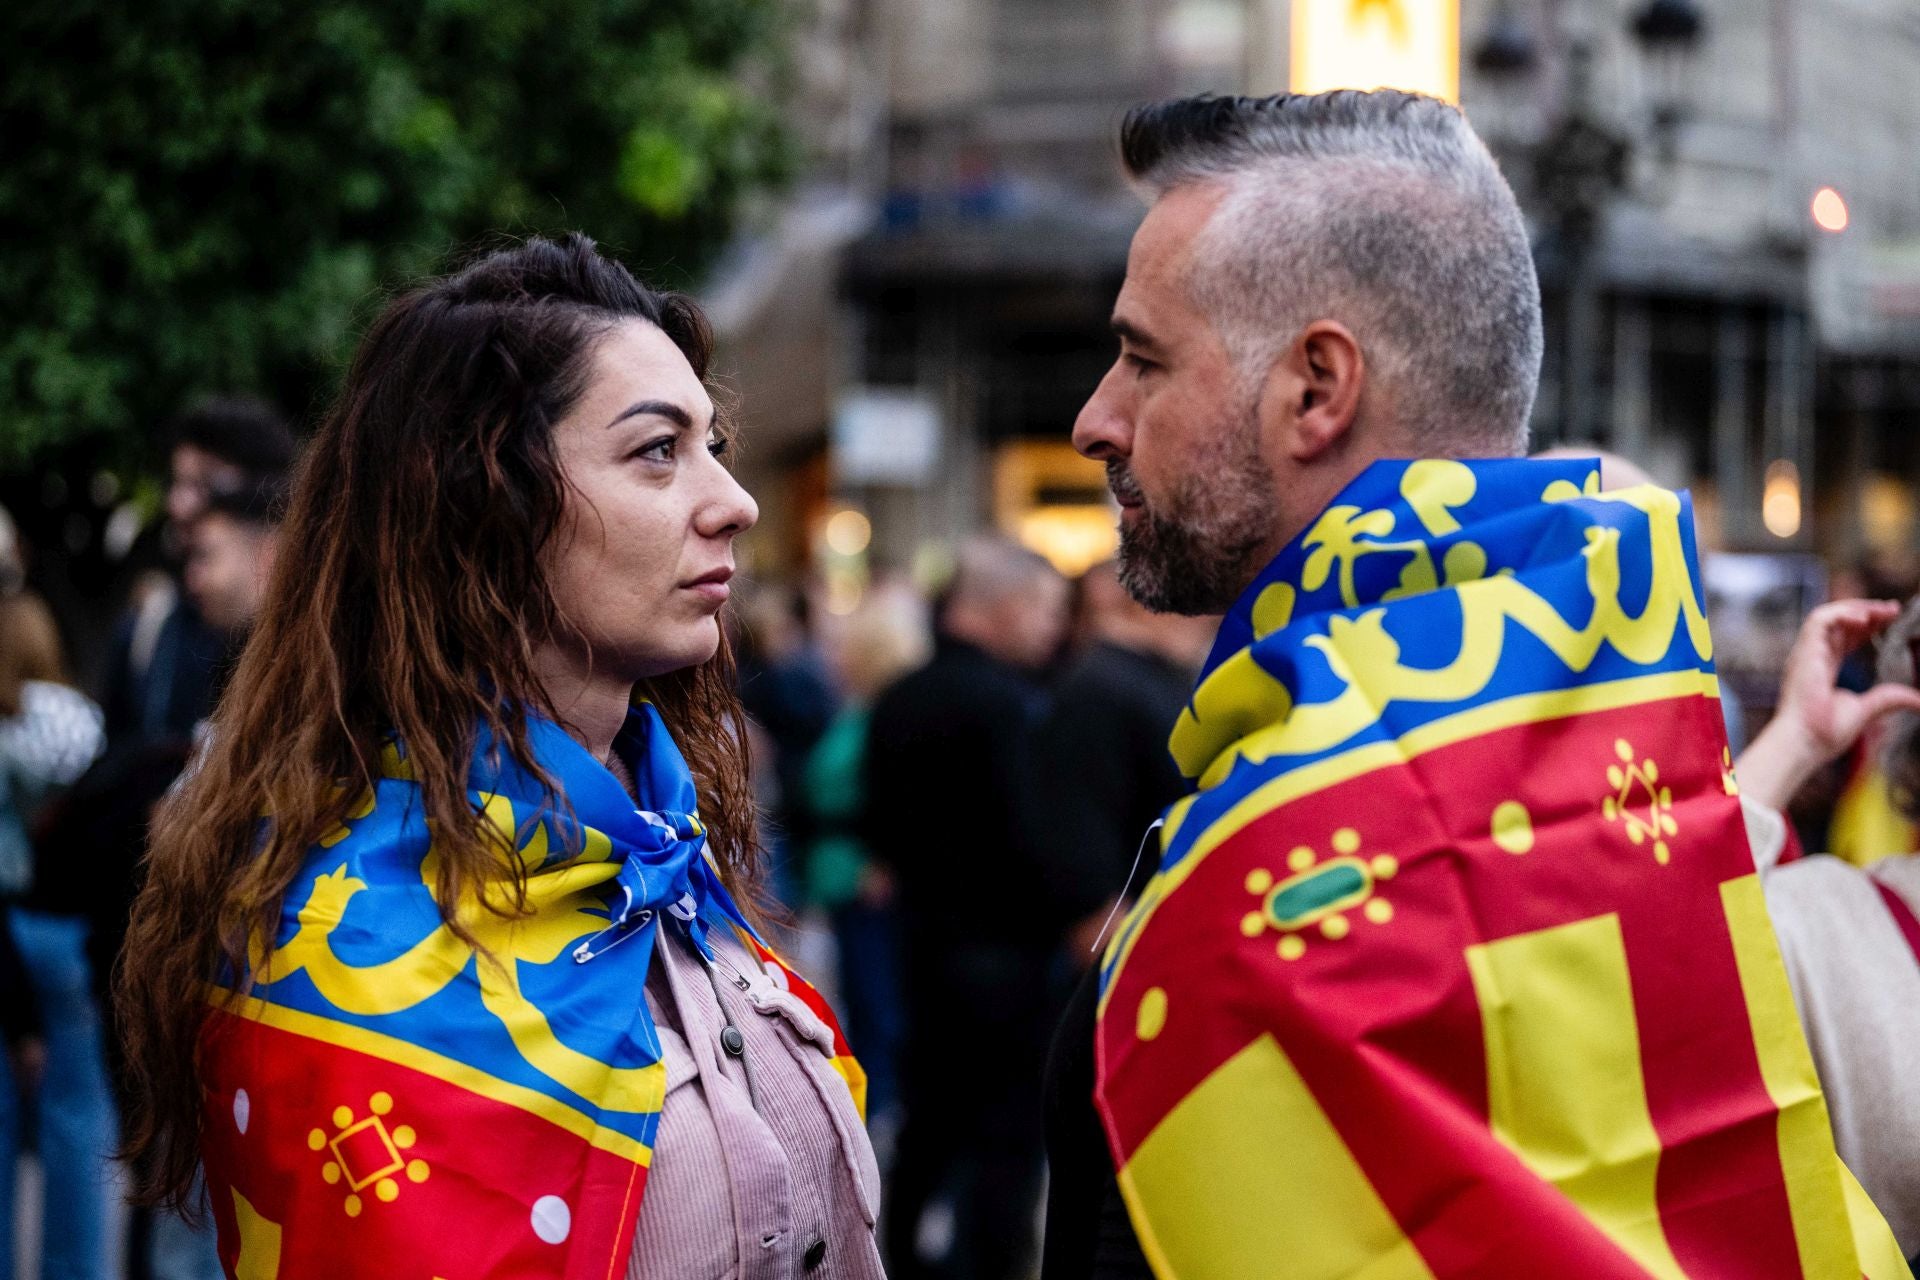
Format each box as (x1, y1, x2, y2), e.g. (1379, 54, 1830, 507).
(1095, 458, 1907, 1279)
(197, 702, 862, 1278)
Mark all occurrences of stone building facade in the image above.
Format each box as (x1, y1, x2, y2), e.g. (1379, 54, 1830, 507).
(713, 0, 1920, 576)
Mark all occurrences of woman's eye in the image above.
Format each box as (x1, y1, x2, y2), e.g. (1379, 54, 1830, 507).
(633, 436, 675, 462)
(708, 436, 729, 459)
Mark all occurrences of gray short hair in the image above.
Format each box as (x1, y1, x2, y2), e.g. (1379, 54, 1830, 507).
(1120, 92, 1542, 453)
(945, 536, 1060, 610)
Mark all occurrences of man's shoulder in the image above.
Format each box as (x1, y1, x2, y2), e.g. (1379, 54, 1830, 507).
(1054, 643, 1187, 719)
(869, 651, 1031, 739)
(898, 646, 1030, 699)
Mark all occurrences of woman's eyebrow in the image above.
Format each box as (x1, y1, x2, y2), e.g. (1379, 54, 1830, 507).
(605, 399, 693, 431)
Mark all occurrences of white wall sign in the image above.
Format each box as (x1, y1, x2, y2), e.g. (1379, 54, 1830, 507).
(831, 388, 942, 485)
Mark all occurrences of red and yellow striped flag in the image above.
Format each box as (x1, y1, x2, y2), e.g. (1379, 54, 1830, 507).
(1095, 458, 1905, 1278)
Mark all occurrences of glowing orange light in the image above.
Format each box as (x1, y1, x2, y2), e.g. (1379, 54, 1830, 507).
(1291, 0, 1461, 103)
(1811, 187, 1849, 234)
(1763, 460, 1802, 539)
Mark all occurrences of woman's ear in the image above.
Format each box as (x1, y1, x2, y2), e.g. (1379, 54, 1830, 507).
(1259, 321, 1365, 464)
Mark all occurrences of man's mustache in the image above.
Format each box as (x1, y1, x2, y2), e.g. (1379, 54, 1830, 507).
(1106, 460, 1144, 506)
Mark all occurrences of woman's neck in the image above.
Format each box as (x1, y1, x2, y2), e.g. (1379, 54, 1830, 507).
(530, 645, 636, 773)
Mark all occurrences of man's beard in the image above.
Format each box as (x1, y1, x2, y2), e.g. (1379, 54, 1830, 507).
(1107, 409, 1275, 616)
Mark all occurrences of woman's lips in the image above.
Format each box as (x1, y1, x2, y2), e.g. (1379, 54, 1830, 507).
(682, 568, 733, 605)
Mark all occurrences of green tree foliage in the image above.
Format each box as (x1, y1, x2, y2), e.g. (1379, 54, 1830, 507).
(0, 0, 794, 466)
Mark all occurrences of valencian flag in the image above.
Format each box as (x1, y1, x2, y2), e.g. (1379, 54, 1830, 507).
(196, 705, 862, 1278)
(1094, 458, 1909, 1279)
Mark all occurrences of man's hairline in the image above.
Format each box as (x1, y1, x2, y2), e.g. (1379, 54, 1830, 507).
(1137, 160, 1530, 454)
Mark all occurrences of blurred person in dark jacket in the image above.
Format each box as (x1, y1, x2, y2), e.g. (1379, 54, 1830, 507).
(1030, 561, 1213, 935)
(103, 397, 295, 747)
(864, 537, 1071, 1280)
(1033, 564, 1214, 1279)
(51, 470, 283, 998)
(152, 478, 281, 1280)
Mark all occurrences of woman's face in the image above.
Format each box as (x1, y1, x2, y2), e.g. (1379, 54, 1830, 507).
(541, 319, 758, 683)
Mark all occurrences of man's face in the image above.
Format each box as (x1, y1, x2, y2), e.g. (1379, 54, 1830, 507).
(168, 444, 248, 529)
(1073, 185, 1282, 616)
(184, 513, 275, 634)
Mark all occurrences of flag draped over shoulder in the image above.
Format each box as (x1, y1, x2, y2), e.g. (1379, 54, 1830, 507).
(197, 704, 862, 1280)
(1094, 457, 1907, 1280)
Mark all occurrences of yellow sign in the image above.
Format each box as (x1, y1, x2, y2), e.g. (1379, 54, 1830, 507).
(1290, 0, 1460, 103)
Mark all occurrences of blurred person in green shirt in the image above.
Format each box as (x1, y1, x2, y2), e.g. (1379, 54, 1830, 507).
(795, 583, 930, 1137)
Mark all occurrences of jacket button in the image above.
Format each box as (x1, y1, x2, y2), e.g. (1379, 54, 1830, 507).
(720, 1026, 745, 1057)
(803, 1239, 826, 1270)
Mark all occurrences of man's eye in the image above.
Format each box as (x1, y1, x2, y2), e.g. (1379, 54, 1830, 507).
(1123, 353, 1156, 376)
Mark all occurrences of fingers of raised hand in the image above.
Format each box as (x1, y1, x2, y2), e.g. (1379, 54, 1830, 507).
(1856, 682, 1920, 725)
(1804, 598, 1904, 655)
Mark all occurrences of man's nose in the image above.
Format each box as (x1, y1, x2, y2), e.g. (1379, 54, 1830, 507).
(1072, 363, 1132, 461)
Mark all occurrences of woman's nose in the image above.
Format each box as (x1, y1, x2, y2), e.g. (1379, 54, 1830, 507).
(699, 462, 758, 539)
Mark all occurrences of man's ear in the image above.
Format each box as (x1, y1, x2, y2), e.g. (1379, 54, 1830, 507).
(1258, 321, 1365, 464)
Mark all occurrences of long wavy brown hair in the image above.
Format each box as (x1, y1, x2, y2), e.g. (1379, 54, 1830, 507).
(116, 233, 761, 1213)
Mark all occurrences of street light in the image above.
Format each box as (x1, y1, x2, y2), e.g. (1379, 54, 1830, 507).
(1471, 0, 1707, 443)
(1631, 0, 1707, 142)
(1470, 1, 1536, 77)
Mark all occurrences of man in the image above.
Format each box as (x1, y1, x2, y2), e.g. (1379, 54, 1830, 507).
(1032, 564, 1211, 1280)
(1044, 91, 1903, 1279)
(1029, 562, 1212, 937)
(105, 397, 296, 745)
(183, 480, 283, 652)
(96, 465, 283, 1280)
(81, 477, 284, 1005)
(864, 537, 1069, 1280)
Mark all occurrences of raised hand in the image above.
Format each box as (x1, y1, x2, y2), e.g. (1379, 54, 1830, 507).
(1735, 599, 1920, 812)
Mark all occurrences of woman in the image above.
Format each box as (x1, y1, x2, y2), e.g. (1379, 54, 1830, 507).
(0, 504, 112, 1280)
(117, 235, 883, 1278)
(1733, 597, 1920, 1266)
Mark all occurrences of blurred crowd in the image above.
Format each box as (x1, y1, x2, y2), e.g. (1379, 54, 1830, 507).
(5, 405, 1920, 1279)
(3, 400, 291, 1279)
(733, 537, 1214, 1280)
